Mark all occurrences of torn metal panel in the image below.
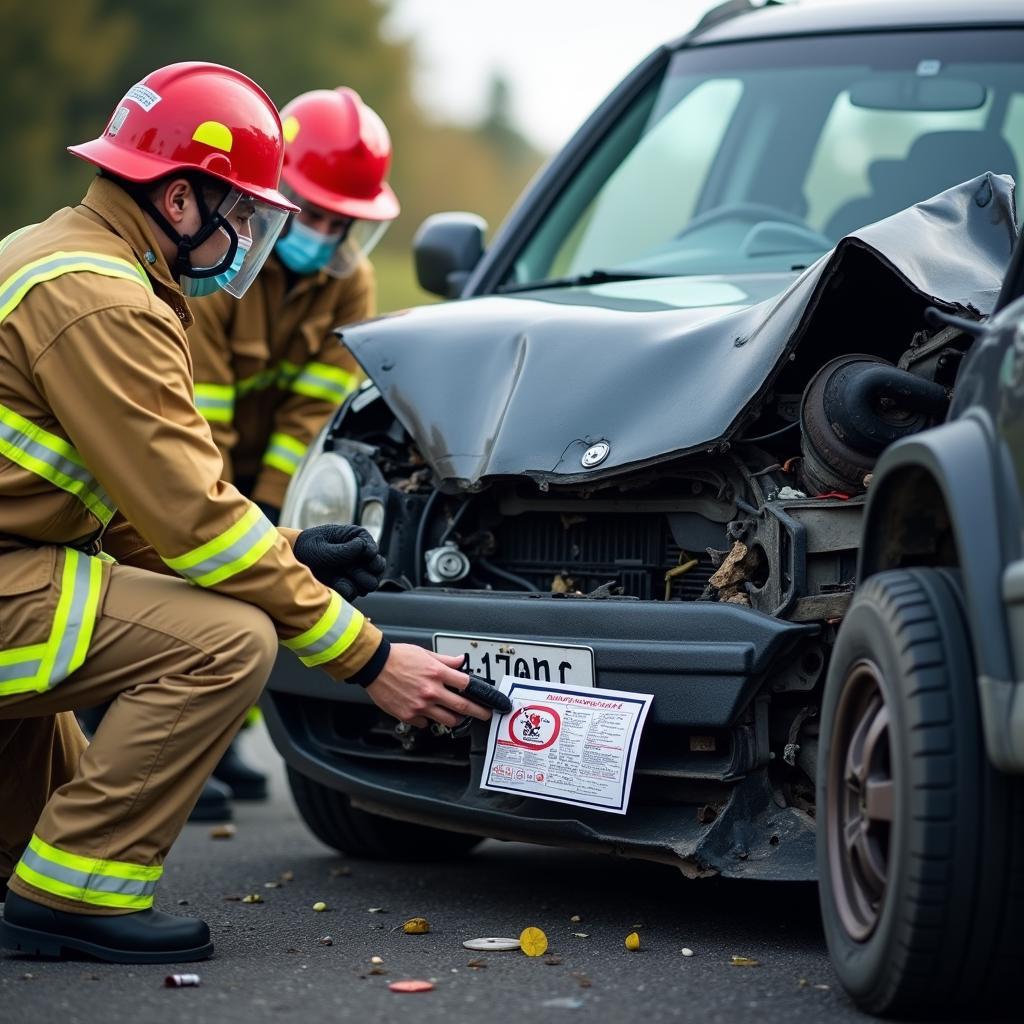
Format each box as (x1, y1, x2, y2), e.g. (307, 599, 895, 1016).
(341, 174, 1015, 490)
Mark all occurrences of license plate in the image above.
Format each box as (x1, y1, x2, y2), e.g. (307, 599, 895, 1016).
(433, 633, 595, 687)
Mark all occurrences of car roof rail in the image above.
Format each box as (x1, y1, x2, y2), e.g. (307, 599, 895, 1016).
(994, 225, 1024, 313)
(691, 0, 788, 36)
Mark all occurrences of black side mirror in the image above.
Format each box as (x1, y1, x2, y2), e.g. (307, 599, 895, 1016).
(413, 212, 487, 298)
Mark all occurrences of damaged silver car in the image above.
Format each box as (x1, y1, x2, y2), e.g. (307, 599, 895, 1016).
(265, 0, 1023, 902)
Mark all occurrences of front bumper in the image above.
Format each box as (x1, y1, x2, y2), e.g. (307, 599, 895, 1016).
(263, 590, 818, 879)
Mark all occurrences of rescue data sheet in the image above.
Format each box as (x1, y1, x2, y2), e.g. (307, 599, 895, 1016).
(481, 678, 653, 814)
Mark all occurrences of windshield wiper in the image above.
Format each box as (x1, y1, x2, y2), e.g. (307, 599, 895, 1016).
(497, 269, 670, 295)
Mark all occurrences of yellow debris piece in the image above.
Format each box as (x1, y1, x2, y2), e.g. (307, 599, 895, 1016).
(519, 927, 549, 957)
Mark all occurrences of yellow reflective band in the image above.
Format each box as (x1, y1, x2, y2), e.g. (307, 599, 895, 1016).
(283, 591, 342, 652)
(15, 833, 161, 910)
(303, 608, 365, 668)
(282, 591, 365, 668)
(14, 861, 154, 910)
(163, 503, 277, 587)
(67, 556, 103, 677)
(0, 250, 152, 322)
(262, 432, 307, 476)
(0, 401, 116, 526)
(0, 548, 104, 697)
(288, 362, 358, 404)
(238, 366, 279, 396)
(28, 834, 162, 883)
(194, 382, 236, 423)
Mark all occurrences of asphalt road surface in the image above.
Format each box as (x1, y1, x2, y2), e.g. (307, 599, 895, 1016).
(0, 726, 984, 1024)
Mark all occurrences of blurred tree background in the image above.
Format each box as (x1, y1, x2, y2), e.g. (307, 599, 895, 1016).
(0, 0, 544, 310)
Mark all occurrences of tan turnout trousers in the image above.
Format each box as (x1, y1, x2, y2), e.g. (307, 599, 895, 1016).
(0, 550, 277, 915)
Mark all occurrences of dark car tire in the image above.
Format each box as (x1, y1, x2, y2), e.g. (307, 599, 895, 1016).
(817, 569, 1024, 1018)
(286, 767, 484, 860)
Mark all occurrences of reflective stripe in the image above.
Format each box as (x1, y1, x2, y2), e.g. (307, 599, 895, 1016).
(0, 250, 152, 321)
(14, 834, 161, 910)
(234, 361, 358, 405)
(163, 503, 277, 587)
(262, 431, 307, 476)
(237, 366, 278, 396)
(282, 591, 365, 668)
(288, 361, 357, 404)
(0, 401, 116, 526)
(0, 247, 151, 523)
(0, 549, 104, 696)
(194, 382, 236, 423)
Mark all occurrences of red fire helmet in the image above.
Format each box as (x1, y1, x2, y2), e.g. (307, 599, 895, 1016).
(68, 62, 298, 213)
(279, 87, 399, 221)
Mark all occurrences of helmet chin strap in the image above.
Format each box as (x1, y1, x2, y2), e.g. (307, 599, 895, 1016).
(122, 173, 239, 278)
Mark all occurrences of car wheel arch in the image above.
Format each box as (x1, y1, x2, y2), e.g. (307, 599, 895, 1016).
(858, 414, 1014, 687)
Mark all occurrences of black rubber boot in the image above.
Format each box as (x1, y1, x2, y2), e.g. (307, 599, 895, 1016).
(188, 776, 234, 822)
(213, 738, 268, 801)
(1, 890, 213, 963)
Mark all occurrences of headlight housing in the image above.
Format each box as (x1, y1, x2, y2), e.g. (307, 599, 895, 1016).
(281, 449, 358, 529)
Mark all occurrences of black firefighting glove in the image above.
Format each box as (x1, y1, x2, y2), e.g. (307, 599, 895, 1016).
(293, 524, 387, 602)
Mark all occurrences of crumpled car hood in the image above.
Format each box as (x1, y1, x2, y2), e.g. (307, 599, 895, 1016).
(340, 174, 1016, 489)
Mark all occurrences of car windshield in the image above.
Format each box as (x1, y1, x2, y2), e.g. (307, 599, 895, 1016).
(507, 29, 1024, 289)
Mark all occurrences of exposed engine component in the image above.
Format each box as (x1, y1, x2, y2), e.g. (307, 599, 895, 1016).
(424, 542, 471, 583)
(799, 355, 949, 495)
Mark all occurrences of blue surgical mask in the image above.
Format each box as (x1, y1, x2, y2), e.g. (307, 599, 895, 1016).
(181, 236, 252, 298)
(275, 219, 342, 275)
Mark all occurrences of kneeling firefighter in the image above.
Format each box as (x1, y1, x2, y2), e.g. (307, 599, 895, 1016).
(186, 86, 401, 804)
(0, 62, 498, 964)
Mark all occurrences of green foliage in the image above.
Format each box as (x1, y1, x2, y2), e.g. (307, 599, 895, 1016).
(0, 0, 544, 311)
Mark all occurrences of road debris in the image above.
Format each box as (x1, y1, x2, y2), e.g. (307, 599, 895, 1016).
(571, 972, 592, 989)
(569, 915, 582, 923)
(263, 881, 280, 889)
(368, 907, 387, 913)
(467, 958, 487, 969)
(730, 955, 760, 967)
(463, 937, 520, 951)
(572, 932, 589, 939)
(164, 974, 201, 987)
(330, 865, 352, 878)
(209, 824, 235, 840)
(402, 917, 430, 934)
(625, 932, 641, 951)
(544, 955, 564, 966)
(370, 956, 384, 965)
(388, 980, 435, 993)
(317, 936, 333, 946)
(520, 927, 549, 957)
(241, 893, 263, 904)
(681, 948, 695, 957)
(280, 870, 295, 883)
(313, 901, 328, 912)
(542, 997, 583, 1009)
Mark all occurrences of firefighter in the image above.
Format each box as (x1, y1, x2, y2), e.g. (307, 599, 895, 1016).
(187, 87, 401, 802)
(0, 62, 493, 965)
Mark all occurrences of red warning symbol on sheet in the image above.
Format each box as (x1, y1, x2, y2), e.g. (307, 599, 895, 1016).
(508, 705, 561, 751)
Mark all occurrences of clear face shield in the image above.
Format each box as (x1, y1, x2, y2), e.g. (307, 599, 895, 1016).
(180, 188, 290, 299)
(274, 186, 392, 278)
(323, 217, 389, 278)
